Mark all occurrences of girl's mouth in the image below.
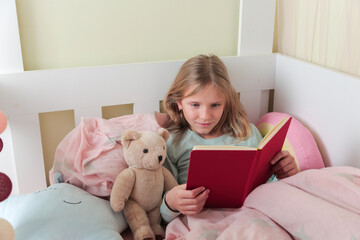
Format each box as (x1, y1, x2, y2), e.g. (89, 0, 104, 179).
(198, 123, 211, 127)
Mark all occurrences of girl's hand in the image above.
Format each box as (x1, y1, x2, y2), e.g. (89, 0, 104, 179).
(165, 184, 209, 216)
(270, 150, 299, 179)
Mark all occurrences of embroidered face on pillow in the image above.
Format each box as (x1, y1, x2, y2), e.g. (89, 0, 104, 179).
(256, 112, 324, 171)
(0, 183, 128, 240)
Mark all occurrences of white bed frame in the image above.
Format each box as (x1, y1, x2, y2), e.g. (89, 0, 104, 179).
(1, 53, 360, 196)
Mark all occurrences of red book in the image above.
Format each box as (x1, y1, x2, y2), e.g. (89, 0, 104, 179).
(186, 117, 292, 208)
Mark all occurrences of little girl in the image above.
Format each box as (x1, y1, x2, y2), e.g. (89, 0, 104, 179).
(160, 54, 298, 222)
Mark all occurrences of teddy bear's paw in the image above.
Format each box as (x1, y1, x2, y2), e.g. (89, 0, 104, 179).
(151, 224, 164, 238)
(133, 225, 155, 240)
(110, 199, 126, 212)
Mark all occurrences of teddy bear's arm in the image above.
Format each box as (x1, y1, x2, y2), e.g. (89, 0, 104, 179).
(110, 169, 136, 212)
(162, 166, 178, 192)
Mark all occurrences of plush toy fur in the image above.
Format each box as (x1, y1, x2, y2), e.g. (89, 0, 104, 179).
(110, 128, 178, 240)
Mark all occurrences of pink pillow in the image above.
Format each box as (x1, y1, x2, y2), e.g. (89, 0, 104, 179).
(256, 112, 324, 171)
(49, 113, 163, 197)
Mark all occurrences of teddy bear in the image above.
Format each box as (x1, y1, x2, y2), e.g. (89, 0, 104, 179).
(110, 128, 178, 240)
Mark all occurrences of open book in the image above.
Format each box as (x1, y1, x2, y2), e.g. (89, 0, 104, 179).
(186, 117, 292, 208)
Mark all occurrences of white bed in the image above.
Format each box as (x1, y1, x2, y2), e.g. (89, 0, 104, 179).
(1, 53, 360, 239)
(1, 53, 359, 195)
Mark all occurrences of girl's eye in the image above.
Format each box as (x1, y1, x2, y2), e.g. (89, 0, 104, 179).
(143, 149, 148, 153)
(190, 103, 199, 107)
(211, 103, 221, 107)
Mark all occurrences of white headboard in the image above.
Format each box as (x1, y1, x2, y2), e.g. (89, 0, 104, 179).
(1, 53, 360, 195)
(274, 54, 360, 168)
(0, 54, 276, 195)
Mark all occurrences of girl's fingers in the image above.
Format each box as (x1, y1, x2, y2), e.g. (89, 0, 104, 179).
(270, 150, 290, 165)
(179, 189, 209, 205)
(186, 186, 207, 198)
(272, 158, 294, 174)
(273, 159, 299, 178)
(177, 188, 210, 214)
(176, 185, 207, 199)
(270, 150, 299, 178)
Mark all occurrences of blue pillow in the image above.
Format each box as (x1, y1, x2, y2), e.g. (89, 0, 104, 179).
(0, 183, 128, 240)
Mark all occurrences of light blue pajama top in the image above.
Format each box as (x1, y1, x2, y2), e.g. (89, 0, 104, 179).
(160, 123, 264, 222)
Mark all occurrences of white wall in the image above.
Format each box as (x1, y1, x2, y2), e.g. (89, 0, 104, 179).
(238, 0, 276, 56)
(0, 0, 23, 74)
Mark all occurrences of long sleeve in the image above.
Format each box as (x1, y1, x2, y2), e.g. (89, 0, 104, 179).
(160, 192, 181, 223)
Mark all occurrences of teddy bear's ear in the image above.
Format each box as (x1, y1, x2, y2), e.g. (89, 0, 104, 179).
(157, 128, 170, 142)
(121, 130, 141, 149)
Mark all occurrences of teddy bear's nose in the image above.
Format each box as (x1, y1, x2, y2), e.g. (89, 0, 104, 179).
(158, 156, 163, 162)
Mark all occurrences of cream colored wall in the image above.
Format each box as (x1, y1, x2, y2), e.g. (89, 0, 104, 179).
(16, 0, 240, 71)
(274, 0, 360, 77)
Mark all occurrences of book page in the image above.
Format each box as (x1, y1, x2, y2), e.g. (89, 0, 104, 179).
(258, 117, 289, 149)
(193, 145, 257, 150)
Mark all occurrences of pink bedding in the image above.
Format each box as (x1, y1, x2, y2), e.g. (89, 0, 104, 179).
(166, 166, 360, 239)
(49, 113, 162, 197)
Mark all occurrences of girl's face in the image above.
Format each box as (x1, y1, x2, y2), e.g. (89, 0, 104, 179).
(177, 84, 225, 139)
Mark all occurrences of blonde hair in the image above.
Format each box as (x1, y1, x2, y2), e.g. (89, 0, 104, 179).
(164, 54, 250, 143)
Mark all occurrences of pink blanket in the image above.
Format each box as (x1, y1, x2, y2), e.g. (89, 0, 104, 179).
(49, 113, 162, 197)
(166, 166, 360, 239)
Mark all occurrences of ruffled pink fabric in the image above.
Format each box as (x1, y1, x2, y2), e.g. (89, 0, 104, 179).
(49, 113, 162, 197)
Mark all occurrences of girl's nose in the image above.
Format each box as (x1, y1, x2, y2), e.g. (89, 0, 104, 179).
(199, 107, 211, 119)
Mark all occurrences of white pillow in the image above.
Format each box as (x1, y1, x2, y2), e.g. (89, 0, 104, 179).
(0, 183, 128, 240)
